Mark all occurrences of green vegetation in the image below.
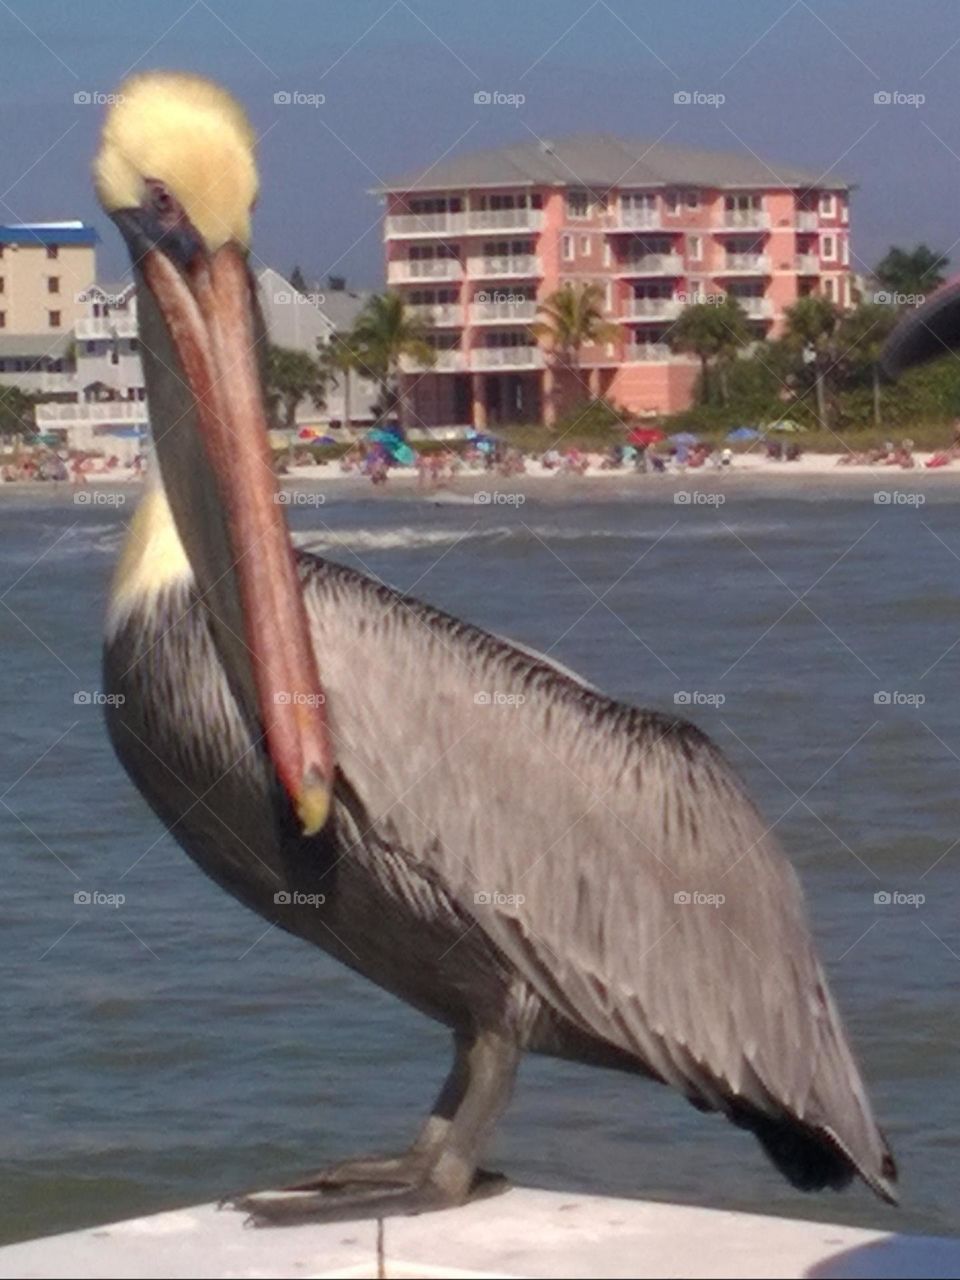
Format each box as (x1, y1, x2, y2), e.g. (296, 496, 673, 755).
(532, 281, 619, 388)
(668, 297, 750, 406)
(0, 386, 37, 438)
(264, 345, 328, 428)
(349, 291, 435, 422)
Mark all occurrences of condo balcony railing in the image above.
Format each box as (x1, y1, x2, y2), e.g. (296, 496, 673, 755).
(467, 254, 542, 278)
(718, 254, 771, 274)
(471, 346, 544, 370)
(625, 342, 676, 362)
(469, 299, 539, 323)
(795, 254, 820, 273)
(384, 209, 544, 237)
(399, 349, 466, 372)
(36, 399, 148, 425)
(615, 253, 685, 276)
(737, 298, 775, 319)
(406, 302, 463, 326)
(609, 206, 661, 230)
(796, 211, 819, 231)
(75, 314, 138, 340)
(720, 210, 771, 230)
(387, 258, 464, 283)
(621, 297, 683, 320)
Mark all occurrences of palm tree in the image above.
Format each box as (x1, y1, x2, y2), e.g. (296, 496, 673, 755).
(532, 281, 618, 391)
(782, 295, 843, 428)
(836, 303, 899, 428)
(319, 331, 362, 430)
(668, 298, 749, 406)
(874, 244, 948, 304)
(264, 345, 328, 429)
(349, 292, 435, 423)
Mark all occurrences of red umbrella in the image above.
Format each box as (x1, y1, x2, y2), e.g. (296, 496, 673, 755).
(628, 427, 665, 446)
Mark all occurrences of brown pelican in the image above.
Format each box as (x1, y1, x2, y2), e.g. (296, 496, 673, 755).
(97, 73, 896, 1225)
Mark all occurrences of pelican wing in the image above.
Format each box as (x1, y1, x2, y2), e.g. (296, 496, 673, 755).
(303, 558, 895, 1199)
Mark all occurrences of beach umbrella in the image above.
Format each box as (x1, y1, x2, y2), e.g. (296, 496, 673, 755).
(628, 427, 664, 446)
(669, 432, 700, 446)
(767, 419, 804, 433)
(727, 426, 761, 442)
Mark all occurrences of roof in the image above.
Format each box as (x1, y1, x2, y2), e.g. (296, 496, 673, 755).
(377, 133, 848, 194)
(256, 269, 374, 349)
(0, 220, 99, 247)
(78, 281, 134, 302)
(317, 287, 373, 333)
(0, 333, 74, 359)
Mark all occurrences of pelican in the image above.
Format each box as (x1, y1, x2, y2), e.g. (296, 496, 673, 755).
(97, 72, 896, 1225)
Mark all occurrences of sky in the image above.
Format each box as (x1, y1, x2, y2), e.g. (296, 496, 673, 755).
(2, 0, 960, 288)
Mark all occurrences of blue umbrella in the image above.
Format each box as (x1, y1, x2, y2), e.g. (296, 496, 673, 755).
(669, 432, 700, 445)
(727, 426, 761, 441)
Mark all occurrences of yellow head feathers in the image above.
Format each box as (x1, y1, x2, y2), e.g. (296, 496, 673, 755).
(94, 71, 258, 250)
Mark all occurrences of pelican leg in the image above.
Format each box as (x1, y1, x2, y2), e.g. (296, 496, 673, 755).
(229, 1028, 519, 1226)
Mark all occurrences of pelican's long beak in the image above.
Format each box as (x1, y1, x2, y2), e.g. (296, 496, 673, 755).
(881, 274, 960, 378)
(116, 210, 333, 836)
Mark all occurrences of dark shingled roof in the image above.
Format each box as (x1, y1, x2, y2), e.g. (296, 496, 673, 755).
(377, 133, 848, 194)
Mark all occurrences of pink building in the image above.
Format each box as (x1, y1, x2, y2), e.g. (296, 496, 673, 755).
(377, 134, 853, 427)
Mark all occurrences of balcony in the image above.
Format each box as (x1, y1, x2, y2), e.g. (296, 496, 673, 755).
(384, 209, 543, 237)
(625, 342, 675, 362)
(406, 303, 463, 326)
(796, 211, 819, 232)
(75, 314, 138, 340)
(399, 349, 466, 373)
(609, 206, 660, 230)
(795, 254, 820, 273)
(720, 210, 771, 230)
(387, 258, 463, 283)
(737, 298, 775, 320)
(469, 299, 538, 323)
(621, 297, 683, 320)
(717, 254, 771, 275)
(36, 400, 148, 426)
(467, 254, 541, 279)
(616, 253, 684, 276)
(471, 346, 544, 370)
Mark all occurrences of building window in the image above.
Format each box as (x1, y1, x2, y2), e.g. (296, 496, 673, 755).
(685, 189, 700, 209)
(840, 237, 849, 266)
(46, 244, 59, 259)
(822, 235, 836, 261)
(566, 189, 590, 219)
(603, 240, 612, 267)
(689, 235, 702, 262)
(0, 277, 4, 293)
(48, 310, 61, 327)
(86, 342, 96, 354)
(48, 276, 60, 294)
(579, 235, 591, 256)
(823, 276, 836, 301)
(819, 193, 836, 218)
(0, 246, 4, 259)
(665, 190, 680, 215)
(561, 233, 574, 261)
(0, 312, 5, 329)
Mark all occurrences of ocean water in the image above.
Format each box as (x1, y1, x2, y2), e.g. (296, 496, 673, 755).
(1, 477, 959, 1245)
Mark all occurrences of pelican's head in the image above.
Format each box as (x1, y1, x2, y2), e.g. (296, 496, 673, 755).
(96, 73, 333, 838)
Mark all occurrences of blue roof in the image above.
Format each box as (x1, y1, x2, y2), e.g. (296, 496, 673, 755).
(0, 222, 99, 247)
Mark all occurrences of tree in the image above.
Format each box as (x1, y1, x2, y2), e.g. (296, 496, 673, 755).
(874, 245, 948, 304)
(289, 265, 308, 296)
(532, 281, 618, 390)
(319, 331, 363, 429)
(836, 303, 899, 428)
(782, 295, 843, 429)
(264, 345, 327, 429)
(668, 297, 749, 406)
(349, 291, 435, 422)
(0, 386, 36, 439)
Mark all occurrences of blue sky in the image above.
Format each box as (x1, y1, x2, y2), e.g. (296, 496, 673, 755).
(2, 0, 959, 286)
